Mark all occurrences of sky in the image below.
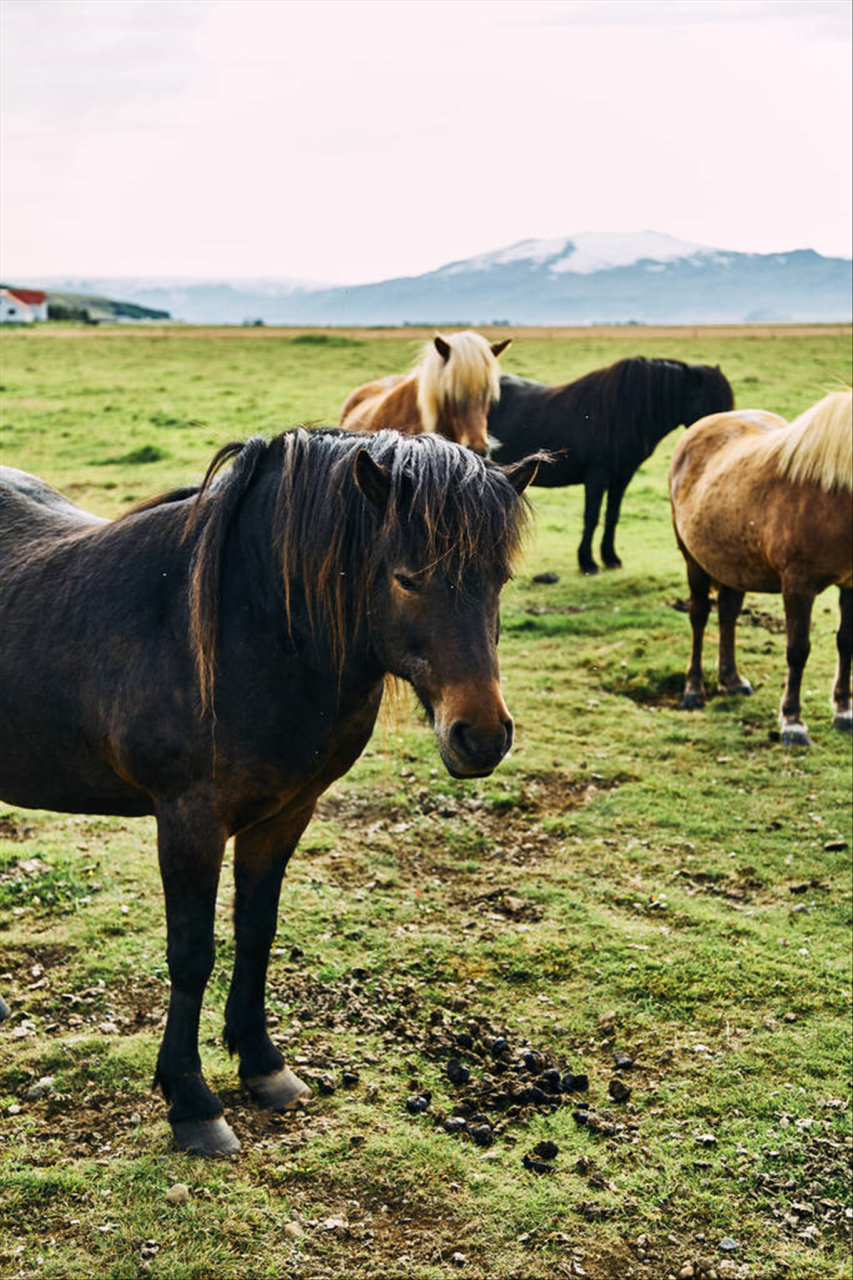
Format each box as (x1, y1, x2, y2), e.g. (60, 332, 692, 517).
(1, 0, 850, 284)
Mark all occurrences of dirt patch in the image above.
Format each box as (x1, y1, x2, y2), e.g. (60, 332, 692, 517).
(0, 815, 35, 842)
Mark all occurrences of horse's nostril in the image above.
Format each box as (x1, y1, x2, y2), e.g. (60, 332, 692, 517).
(503, 717, 514, 752)
(449, 720, 476, 762)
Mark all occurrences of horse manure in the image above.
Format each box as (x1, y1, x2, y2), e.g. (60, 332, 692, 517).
(532, 572, 560, 584)
(614, 1051, 634, 1070)
(405, 1094, 430, 1115)
(316, 1075, 337, 1095)
(468, 1123, 493, 1147)
(522, 1154, 555, 1174)
(455, 1032, 474, 1051)
(490, 1036, 510, 1057)
(443, 1116, 467, 1135)
(608, 1078, 632, 1103)
(532, 1140, 559, 1160)
(524, 1086, 550, 1106)
(573, 1108, 590, 1126)
(341, 1071, 360, 1088)
(446, 1059, 470, 1086)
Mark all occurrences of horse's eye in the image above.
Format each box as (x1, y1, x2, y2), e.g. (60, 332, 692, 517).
(394, 573, 420, 594)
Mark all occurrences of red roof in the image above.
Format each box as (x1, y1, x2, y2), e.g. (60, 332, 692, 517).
(7, 287, 46, 305)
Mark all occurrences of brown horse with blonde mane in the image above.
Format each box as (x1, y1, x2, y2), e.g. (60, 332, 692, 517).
(670, 390, 852, 744)
(340, 331, 511, 455)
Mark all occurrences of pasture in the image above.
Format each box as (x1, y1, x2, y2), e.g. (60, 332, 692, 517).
(0, 324, 851, 1280)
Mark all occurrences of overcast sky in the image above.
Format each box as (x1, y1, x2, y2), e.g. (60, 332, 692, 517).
(1, 0, 850, 283)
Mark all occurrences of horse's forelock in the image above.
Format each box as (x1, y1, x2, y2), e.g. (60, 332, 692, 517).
(415, 332, 502, 431)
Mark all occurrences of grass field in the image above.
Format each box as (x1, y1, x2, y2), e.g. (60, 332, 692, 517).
(0, 324, 851, 1280)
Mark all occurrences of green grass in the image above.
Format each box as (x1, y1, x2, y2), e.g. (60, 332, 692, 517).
(0, 324, 851, 1280)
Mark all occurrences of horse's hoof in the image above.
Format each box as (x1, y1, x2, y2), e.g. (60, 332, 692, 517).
(680, 692, 705, 710)
(0, 995, 10, 1023)
(580, 564, 600, 577)
(833, 710, 853, 733)
(780, 724, 812, 747)
(244, 1066, 312, 1112)
(602, 558, 623, 570)
(172, 1116, 241, 1157)
(726, 680, 753, 697)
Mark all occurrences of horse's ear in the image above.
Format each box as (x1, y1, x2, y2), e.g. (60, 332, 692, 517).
(491, 338, 512, 358)
(434, 335, 451, 362)
(353, 449, 391, 512)
(503, 455, 541, 495)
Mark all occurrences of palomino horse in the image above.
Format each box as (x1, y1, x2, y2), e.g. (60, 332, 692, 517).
(669, 390, 852, 744)
(0, 430, 539, 1156)
(487, 357, 734, 573)
(340, 331, 511, 455)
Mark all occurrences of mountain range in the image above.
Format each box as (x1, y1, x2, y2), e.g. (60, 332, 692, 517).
(30, 232, 852, 326)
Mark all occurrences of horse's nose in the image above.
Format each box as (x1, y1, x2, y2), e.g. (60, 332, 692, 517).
(448, 716, 513, 773)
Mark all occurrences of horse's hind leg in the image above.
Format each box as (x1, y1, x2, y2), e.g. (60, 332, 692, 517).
(832, 586, 852, 732)
(780, 585, 815, 746)
(681, 553, 711, 709)
(578, 471, 607, 575)
(717, 586, 753, 696)
(224, 807, 313, 1112)
(153, 807, 237, 1156)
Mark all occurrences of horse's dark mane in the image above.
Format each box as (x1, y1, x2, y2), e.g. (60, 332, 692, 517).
(182, 428, 530, 707)
(553, 357, 733, 453)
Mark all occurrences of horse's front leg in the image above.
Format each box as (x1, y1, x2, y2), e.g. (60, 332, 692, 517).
(153, 804, 236, 1155)
(680, 552, 711, 709)
(600, 475, 630, 569)
(780, 585, 815, 745)
(578, 470, 607, 575)
(832, 585, 852, 731)
(717, 585, 752, 695)
(224, 806, 313, 1112)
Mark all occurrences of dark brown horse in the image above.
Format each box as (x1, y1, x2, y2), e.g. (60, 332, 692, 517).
(487, 357, 734, 573)
(670, 391, 852, 744)
(0, 429, 538, 1156)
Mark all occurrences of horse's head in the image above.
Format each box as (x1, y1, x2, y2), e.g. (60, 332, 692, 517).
(683, 362, 734, 426)
(354, 438, 537, 778)
(418, 332, 511, 457)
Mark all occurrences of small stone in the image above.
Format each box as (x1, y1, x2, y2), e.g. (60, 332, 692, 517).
(316, 1075, 336, 1095)
(443, 1116, 467, 1134)
(283, 1221, 304, 1240)
(678, 1265, 695, 1279)
(450, 1253, 467, 1267)
(468, 1124, 493, 1147)
(522, 1154, 555, 1174)
(532, 571, 559, 584)
(25, 1076, 55, 1101)
(696, 1133, 718, 1148)
(490, 1037, 509, 1058)
(8, 1104, 21, 1115)
(824, 839, 848, 851)
(341, 1071, 359, 1087)
(406, 1094, 429, 1114)
(718, 1238, 739, 1253)
(608, 1078, 632, 1103)
(446, 1059, 470, 1086)
(165, 1184, 189, 1206)
(614, 1051, 633, 1070)
(572, 1109, 589, 1126)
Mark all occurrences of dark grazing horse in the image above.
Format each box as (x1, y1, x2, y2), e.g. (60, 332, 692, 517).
(487, 357, 734, 574)
(0, 429, 539, 1157)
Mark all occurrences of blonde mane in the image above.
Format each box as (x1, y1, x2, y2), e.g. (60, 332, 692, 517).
(760, 389, 852, 492)
(414, 331, 502, 434)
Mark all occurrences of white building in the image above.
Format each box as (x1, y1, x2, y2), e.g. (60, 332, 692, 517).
(0, 287, 48, 323)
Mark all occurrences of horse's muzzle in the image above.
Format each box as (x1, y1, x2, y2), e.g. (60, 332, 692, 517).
(440, 716, 514, 778)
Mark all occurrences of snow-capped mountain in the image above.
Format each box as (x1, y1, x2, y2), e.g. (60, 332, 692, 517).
(33, 233, 851, 325)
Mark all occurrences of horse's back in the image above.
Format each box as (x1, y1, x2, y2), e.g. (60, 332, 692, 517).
(669, 410, 788, 502)
(0, 465, 106, 548)
(340, 375, 418, 434)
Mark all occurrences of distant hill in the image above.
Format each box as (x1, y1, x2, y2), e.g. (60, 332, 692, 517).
(43, 288, 171, 323)
(34, 233, 852, 325)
